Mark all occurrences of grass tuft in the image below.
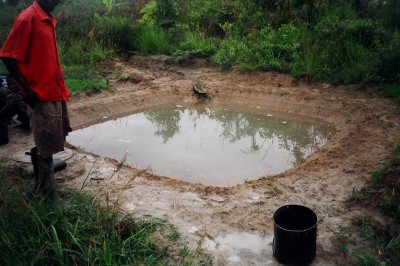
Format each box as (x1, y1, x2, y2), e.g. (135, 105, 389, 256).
(351, 143, 400, 222)
(63, 64, 109, 94)
(0, 165, 209, 265)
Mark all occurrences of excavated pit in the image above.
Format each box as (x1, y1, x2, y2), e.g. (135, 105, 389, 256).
(1, 56, 399, 265)
(67, 104, 336, 186)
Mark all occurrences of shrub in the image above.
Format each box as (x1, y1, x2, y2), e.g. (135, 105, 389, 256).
(93, 14, 138, 53)
(55, 0, 104, 45)
(377, 31, 400, 83)
(135, 25, 169, 55)
(174, 29, 216, 58)
(0, 169, 169, 265)
(60, 40, 113, 65)
(212, 37, 246, 70)
(213, 23, 305, 71)
(63, 65, 108, 94)
(154, 0, 178, 29)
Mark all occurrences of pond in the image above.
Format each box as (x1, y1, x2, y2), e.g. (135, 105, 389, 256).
(67, 104, 336, 186)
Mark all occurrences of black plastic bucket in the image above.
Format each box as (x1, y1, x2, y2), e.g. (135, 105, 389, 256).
(0, 125, 9, 146)
(273, 204, 317, 265)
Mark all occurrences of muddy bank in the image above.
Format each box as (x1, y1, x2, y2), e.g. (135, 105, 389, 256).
(2, 56, 399, 265)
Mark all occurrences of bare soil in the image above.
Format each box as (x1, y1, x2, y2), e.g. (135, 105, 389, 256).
(2, 56, 400, 265)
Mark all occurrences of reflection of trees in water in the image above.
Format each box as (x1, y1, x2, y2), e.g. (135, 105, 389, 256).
(204, 107, 334, 162)
(144, 106, 335, 162)
(144, 109, 181, 143)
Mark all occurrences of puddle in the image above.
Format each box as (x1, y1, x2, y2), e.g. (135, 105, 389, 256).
(67, 104, 336, 186)
(203, 231, 276, 265)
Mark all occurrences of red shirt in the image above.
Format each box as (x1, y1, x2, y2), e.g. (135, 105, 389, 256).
(0, 1, 70, 101)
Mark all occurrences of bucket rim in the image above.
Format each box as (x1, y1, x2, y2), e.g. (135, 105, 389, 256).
(273, 204, 318, 233)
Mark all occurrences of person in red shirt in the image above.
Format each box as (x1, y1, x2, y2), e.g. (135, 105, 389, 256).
(0, 0, 71, 203)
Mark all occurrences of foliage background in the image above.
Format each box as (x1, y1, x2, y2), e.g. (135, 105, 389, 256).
(0, 0, 399, 88)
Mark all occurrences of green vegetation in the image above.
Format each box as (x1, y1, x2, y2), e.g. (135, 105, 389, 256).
(382, 84, 400, 106)
(1, 0, 399, 92)
(0, 165, 209, 265)
(63, 65, 108, 94)
(352, 143, 400, 222)
(355, 221, 399, 266)
(335, 220, 399, 265)
(347, 144, 400, 265)
(354, 221, 399, 266)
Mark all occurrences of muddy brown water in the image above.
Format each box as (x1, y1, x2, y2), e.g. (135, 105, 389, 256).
(67, 104, 336, 186)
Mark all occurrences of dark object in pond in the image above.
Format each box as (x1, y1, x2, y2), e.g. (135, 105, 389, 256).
(273, 204, 317, 265)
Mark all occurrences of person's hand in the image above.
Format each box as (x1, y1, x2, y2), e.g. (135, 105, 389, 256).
(23, 90, 37, 108)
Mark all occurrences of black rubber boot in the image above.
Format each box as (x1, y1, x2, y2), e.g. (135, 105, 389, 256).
(30, 147, 39, 192)
(37, 154, 56, 202)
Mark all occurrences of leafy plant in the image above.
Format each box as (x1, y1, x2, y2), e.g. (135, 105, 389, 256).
(135, 25, 169, 55)
(154, 0, 178, 29)
(60, 40, 112, 65)
(350, 143, 400, 223)
(0, 166, 209, 265)
(103, 0, 116, 14)
(93, 14, 138, 53)
(63, 65, 108, 94)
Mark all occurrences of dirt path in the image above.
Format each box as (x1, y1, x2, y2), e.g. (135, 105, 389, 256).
(2, 56, 400, 265)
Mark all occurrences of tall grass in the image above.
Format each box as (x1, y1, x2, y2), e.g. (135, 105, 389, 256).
(0, 166, 208, 265)
(63, 64, 108, 94)
(93, 14, 138, 53)
(381, 84, 400, 105)
(135, 25, 170, 55)
(59, 41, 112, 65)
(346, 144, 400, 265)
(172, 30, 216, 60)
(1, 1, 400, 86)
(351, 143, 400, 222)
(351, 221, 400, 266)
(55, 0, 104, 45)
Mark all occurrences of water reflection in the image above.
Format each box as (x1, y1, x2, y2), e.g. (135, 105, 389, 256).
(144, 106, 333, 163)
(67, 105, 336, 186)
(145, 108, 181, 143)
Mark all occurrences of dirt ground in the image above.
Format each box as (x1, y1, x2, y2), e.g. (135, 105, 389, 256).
(2, 56, 400, 265)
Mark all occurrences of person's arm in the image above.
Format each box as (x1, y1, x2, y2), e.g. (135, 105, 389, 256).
(2, 57, 36, 107)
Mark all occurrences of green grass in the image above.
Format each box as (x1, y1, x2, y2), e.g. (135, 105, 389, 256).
(346, 144, 400, 265)
(382, 83, 400, 105)
(63, 64, 109, 94)
(0, 165, 209, 265)
(136, 25, 170, 55)
(65, 78, 108, 94)
(354, 221, 399, 266)
(0, 61, 108, 94)
(334, 220, 400, 265)
(351, 143, 400, 222)
(353, 254, 386, 266)
(60, 41, 113, 65)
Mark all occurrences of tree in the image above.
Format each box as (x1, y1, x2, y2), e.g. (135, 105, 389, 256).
(154, 0, 178, 29)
